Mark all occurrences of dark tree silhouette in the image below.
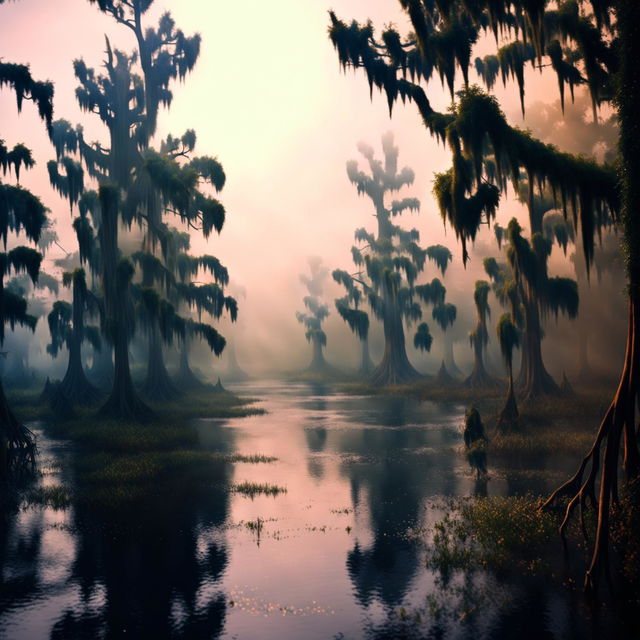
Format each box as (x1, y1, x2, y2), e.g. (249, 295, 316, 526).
(333, 274, 373, 376)
(495, 313, 520, 434)
(131, 251, 180, 401)
(489, 218, 579, 399)
(297, 258, 330, 372)
(167, 234, 236, 390)
(4, 272, 57, 385)
(328, 0, 632, 592)
(46, 268, 101, 405)
(48, 2, 227, 420)
(0, 29, 53, 475)
(338, 133, 452, 386)
(432, 302, 460, 383)
(464, 281, 500, 389)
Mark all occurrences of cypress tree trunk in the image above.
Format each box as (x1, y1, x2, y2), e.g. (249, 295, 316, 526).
(87, 339, 113, 390)
(359, 336, 374, 376)
(464, 332, 500, 389)
(141, 320, 180, 401)
(545, 0, 640, 595)
(520, 297, 559, 399)
(176, 336, 204, 390)
(368, 206, 421, 387)
(60, 279, 100, 405)
(97, 189, 152, 422)
(443, 332, 463, 378)
(308, 335, 328, 372)
(225, 343, 249, 381)
(496, 372, 519, 434)
(436, 359, 455, 385)
(370, 297, 420, 386)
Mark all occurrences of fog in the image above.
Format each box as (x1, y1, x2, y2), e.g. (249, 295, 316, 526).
(0, 0, 625, 383)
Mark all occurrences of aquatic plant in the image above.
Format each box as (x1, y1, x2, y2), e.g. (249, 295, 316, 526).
(232, 482, 287, 499)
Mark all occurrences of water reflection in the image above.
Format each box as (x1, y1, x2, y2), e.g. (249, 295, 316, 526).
(0, 381, 613, 639)
(0, 423, 234, 640)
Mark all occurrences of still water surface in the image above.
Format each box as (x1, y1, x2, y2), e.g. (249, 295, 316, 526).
(0, 381, 597, 639)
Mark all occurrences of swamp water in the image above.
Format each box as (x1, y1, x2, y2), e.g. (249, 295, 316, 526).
(0, 381, 605, 639)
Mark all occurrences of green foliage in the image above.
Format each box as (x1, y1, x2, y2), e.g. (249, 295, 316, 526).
(335, 296, 369, 340)
(545, 276, 579, 319)
(414, 322, 433, 352)
(338, 135, 454, 372)
(428, 496, 560, 576)
(473, 280, 491, 322)
(0, 183, 47, 246)
(329, 4, 619, 271)
(47, 301, 72, 357)
(432, 302, 457, 331)
(425, 244, 453, 275)
(415, 278, 446, 306)
(0, 61, 54, 131)
(188, 319, 226, 356)
(0, 142, 34, 182)
(47, 157, 84, 208)
(496, 313, 520, 373)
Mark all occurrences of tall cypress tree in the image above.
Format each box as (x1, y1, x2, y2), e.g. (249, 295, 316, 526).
(46, 268, 102, 405)
(464, 281, 499, 388)
(296, 258, 330, 373)
(48, 2, 227, 420)
(337, 133, 452, 386)
(432, 302, 461, 381)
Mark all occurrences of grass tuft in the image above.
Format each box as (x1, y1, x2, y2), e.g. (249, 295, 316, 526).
(232, 482, 287, 499)
(23, 485, 71, 510)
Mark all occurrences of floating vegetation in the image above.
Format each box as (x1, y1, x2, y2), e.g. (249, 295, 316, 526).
(232, 482, 287, 499)
(330, 507, 352, 515)
(227, 586, 335, 617)
(22, 485, 71, 511)
(226, 453, 277, 464)
(245, 517, 264, 543)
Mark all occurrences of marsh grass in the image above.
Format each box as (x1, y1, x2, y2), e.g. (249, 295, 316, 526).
(427, 495, 581, 580)
(23, 402, 275, 510)
(23, 485, 71, 510)
(7, 386, 264, 424)
(232, 482, 287, 499)
(227, 454, 277, 463)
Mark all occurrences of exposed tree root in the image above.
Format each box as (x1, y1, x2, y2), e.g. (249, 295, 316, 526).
(463, 361, 502, 389)
(98, 341, 154, 423)
(175, 341, 206, 391)
(98, 388, 155, 423)
(543, 300, 640, 595)
(436, 360, 455, 386)
(60, 361, 101, 406)
(141, 337, 181, 403)
(496, 378, 519, 434)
